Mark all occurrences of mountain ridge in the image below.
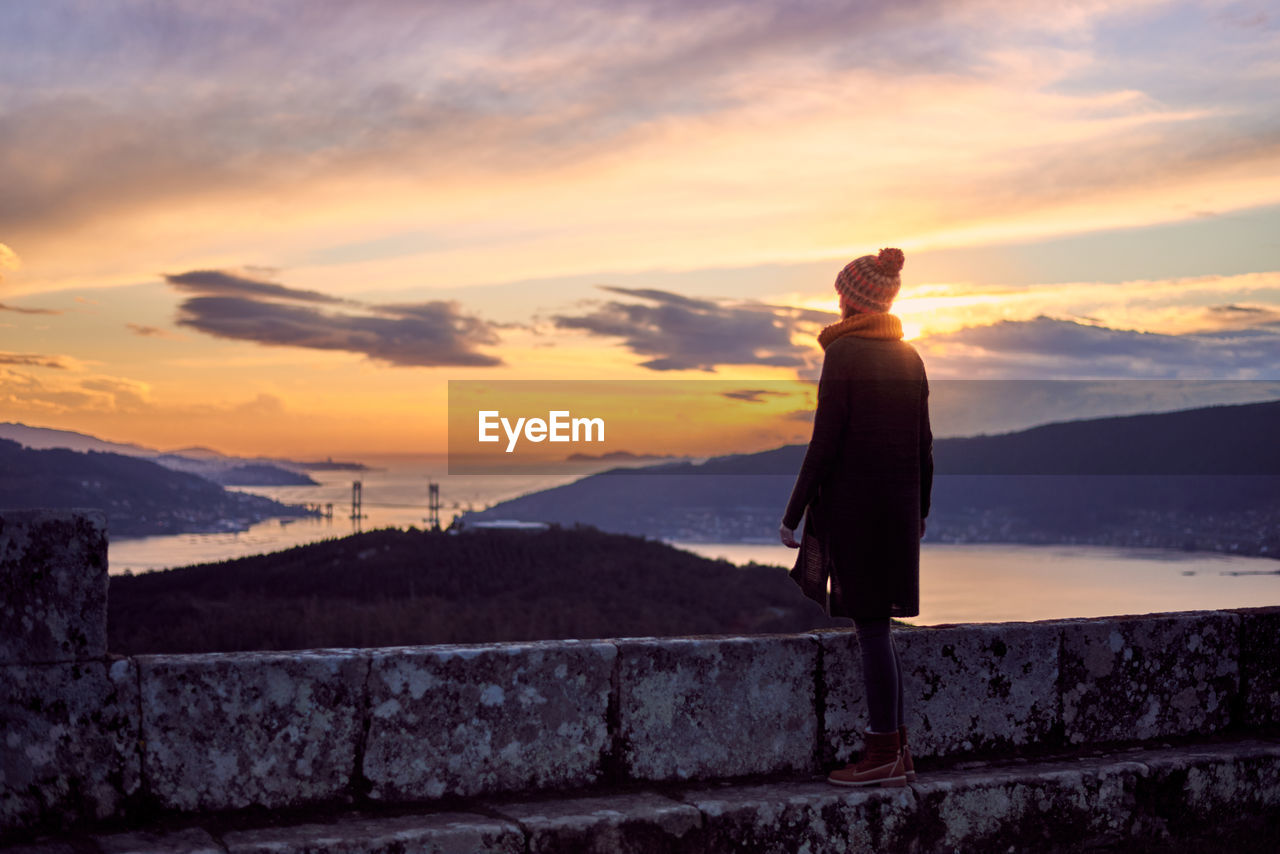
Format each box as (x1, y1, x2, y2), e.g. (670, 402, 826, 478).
(0, 438, 314, 537)
(0, 422, 354, 485)
(465, 400, 1280, 557)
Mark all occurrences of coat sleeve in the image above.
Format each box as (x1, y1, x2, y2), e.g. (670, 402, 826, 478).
(919, 372, 934, 519)
(782, 351, 848, 531)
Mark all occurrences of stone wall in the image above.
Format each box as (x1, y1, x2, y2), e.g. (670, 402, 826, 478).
(3, 509, 1278, 840)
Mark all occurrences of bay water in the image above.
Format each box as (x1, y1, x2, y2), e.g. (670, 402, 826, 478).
(106, 454, 1280, 625)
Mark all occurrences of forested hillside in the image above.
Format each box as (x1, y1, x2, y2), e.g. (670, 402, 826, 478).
(107, 526, 844, 653)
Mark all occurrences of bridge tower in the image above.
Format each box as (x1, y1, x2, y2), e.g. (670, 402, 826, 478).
(350, 480, 363, 523)
(427, 483, 441, 531)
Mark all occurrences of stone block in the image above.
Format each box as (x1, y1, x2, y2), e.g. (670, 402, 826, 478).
(363, 640, 615, 801)
(221, 811, 525, 854)
(821, 622, 1059, 764)
(616, 635, 817, 781)
(1234, 606, 1280, 729)
(814, 630, 869, 768)
(1135, 740, 1280, 831)
(94, 827, 223, 854)
(912, 756, 1146, 851)
(138, 650, 367, 812)
(679, 779, 915, 854)
(0, 659, 139, 833)
(1059, 611, 1239, 745)
(493, 791, 704, 854)
(0, 509, 107, 664)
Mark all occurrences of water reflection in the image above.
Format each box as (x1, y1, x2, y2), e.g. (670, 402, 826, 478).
(671, 541, 1280, 625)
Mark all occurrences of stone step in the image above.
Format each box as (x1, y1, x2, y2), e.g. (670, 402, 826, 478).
(6, 738, 1278, 854)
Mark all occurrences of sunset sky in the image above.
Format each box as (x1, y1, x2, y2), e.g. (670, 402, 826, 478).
(3, 0, 1279, 458)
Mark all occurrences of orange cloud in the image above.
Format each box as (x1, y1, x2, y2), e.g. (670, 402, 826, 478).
(0, 242, 18, 273)
(5, 0, 1278, 302)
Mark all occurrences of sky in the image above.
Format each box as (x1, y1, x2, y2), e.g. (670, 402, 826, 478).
(2, 0, 1279, 458)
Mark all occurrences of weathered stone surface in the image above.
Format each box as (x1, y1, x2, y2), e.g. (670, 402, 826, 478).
(679, 779, 915, 854)
(1234, 606, 1280, 729)
(94, 827, 223, 854)
(1134, 740, 1280, 834)
(814, 630, 869, 768)
(363, 640, 615, 801)
(0, 659, 139, 832)
(494, 790, 703, 854)
(0, 841, 80, 854)
(138, 650, 367, 811)
(1058, 611, 1239, 745)
(221, 811, 524, 854)
(912, 756, 1145, 851)
(0, 509, 107, 665)
(821, 622, 1059, 764)
(616, 635, 817, 782)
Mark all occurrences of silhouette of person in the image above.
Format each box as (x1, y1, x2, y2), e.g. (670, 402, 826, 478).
(780, 247, 933, 787)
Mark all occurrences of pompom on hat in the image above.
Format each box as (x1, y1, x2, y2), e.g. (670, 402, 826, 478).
(834, 247, 905, 314)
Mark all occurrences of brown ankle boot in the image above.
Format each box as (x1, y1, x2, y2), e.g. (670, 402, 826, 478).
(827, 729, 906, 788)
(899, 725, 916, 782)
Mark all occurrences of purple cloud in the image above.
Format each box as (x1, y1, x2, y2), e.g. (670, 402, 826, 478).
(0, 352, 69, 369)
(164, 270, 347, 304)
(166, 269, 503, 367)
(0, 302, 60, 315)
(916, 316, 1280, 379)
(553, 286, 833, 372)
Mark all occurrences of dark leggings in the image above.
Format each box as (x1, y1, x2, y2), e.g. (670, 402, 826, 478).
(854, 617, 904, 733)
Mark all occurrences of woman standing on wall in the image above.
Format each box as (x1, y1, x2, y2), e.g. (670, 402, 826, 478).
(780, 247, 933, 788)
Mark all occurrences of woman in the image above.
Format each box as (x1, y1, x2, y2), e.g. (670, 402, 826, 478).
(780, 246, 933, 788)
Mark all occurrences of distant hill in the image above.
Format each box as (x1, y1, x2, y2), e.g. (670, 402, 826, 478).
(0, 439, 314, 537)
(0, 422, 152, 456)
(932, 399, 1280, 476)
(107, 526, 845, 653)
(464, 401, 1280, 558)
(0, 422, 325, 485)
(150, 455, 318, 486)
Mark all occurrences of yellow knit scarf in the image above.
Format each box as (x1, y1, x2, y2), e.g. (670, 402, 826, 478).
(817, 312, 904, 350)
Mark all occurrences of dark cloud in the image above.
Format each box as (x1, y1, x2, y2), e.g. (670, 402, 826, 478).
(916, 316, 1280, 379)
(553, 286, 828, 372)
(1203, 304, 1280, 331)
(0, 352, 69, 369)
(0, 302, 60, 315)
(597, 286, 721, 311)
(164, 270, 347, 304)
(166, 269, 502, 367)
(722, 388, 789, 403)
(125, 323, 176, 338)
(1210, 304, 1267, 314)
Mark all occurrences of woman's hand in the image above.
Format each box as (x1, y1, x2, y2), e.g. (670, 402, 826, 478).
(779, 525, 800, 548)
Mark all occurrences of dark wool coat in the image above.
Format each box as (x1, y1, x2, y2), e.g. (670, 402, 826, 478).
(782, 330, 933, 620)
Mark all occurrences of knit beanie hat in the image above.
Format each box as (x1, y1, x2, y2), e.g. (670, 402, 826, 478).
(834, 247, 905, 313)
